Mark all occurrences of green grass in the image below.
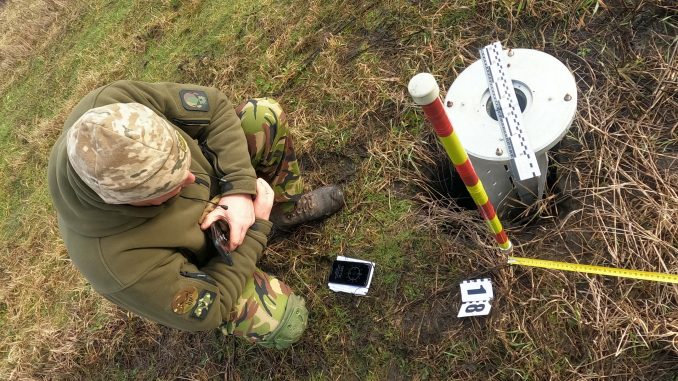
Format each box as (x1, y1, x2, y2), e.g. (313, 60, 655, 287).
(2, 0, 678, 379)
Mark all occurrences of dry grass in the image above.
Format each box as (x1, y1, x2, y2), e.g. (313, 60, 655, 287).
(409, 3, 678, 379)
(1, 0, 677, 380)
(0, 0, 74, 95)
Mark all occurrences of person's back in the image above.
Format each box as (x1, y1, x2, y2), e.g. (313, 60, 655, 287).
(48, 80, 344, 348)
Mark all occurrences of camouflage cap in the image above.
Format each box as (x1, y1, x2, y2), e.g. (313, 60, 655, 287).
(66, 103, 191, 204)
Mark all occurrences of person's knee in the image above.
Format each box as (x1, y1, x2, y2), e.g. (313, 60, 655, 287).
(256, 292, 308, 349)
(236, 98, 286, 134)
(252, 97, 284, 119)
(222, 270, 308, 349)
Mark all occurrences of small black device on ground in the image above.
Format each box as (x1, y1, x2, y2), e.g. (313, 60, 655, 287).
(328, 259, 373, 287)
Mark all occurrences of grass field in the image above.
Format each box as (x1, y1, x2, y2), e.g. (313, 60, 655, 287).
(1, 0, 677, 379)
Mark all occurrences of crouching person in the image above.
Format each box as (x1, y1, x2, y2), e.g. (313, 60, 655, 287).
(47, 81, 344, 348)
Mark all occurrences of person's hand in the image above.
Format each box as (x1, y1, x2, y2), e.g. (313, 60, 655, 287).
(200, 193, 255, 251)
(198, 196, 221, 225)
(253, 178, 274, 220)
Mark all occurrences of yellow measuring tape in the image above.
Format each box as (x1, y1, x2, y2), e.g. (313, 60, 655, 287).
(508, 256, 678, 284)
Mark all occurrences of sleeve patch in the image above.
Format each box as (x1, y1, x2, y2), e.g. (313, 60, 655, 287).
(171, 286, 199, 315)
(179, 89, 210, 112)
(190, 290, 216, 320)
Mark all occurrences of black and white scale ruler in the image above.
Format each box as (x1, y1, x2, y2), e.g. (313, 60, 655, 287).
(480, 41, 541, 198)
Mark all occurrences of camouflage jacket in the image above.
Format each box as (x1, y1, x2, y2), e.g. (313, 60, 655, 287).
(47, 80, 271, 330)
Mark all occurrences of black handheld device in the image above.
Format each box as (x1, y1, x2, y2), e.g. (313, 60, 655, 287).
(209, 223, 234, 266)
(328, 260, 373, 287)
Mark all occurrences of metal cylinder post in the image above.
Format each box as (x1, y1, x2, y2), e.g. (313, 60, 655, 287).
(444, 48, 577, 214)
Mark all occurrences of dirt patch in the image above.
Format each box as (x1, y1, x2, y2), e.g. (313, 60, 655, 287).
(177, 54, 220, 84)
(300, 150, 359, 185)
(132, 24, 165, 53)
(400, 292, 458, 347)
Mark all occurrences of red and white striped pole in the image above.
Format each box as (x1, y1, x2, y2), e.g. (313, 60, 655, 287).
(408, 73, 512, 251)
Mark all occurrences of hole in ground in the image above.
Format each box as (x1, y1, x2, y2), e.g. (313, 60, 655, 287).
(422, 148, 574, 223)
(486, 88, 528, 121)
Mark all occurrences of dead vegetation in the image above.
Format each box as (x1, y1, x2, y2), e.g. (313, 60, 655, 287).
(0, 0, 73, 95)
(1, 0, 677, 380)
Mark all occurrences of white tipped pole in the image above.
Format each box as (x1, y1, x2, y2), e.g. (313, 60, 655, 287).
(408, 72, 513, 251)
(408, 73, 440, 106)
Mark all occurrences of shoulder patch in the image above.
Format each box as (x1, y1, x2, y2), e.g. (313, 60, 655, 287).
(190, 290, 216, 320)
(179, 89, 210, 112)
(171, 286, 199, 315)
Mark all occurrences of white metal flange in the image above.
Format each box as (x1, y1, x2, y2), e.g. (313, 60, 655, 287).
(444, 47, 577, 214)
(444, 48, 577, 162)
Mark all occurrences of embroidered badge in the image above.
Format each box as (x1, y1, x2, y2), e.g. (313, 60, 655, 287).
(190, 290, 216, 320)
(175, 130, 188, 153)
(171, 286, 199, 315)
(179, 89, 209, 112)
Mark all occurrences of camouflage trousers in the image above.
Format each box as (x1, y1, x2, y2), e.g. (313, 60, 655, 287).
(220, 99, 306, 345)
(220, 269, 292, 341)
(236, 98, 304, 212)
